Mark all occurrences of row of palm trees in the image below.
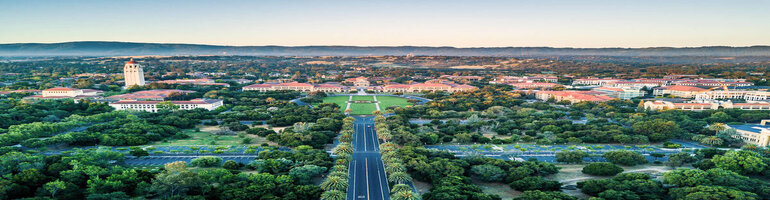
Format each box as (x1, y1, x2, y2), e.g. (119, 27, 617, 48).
(375, 114, 421, 200)
(321, 117, 356, 200)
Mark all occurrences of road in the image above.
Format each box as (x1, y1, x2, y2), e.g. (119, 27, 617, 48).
(348, 116, 390, 200)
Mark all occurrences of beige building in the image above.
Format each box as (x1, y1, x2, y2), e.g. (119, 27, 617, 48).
(123, 59, 146, 87)
(653, 85, 708, 98)
(25, 87, 103, 100)
(727, 121, 770, 147)
(242, 82, 347, 93)
(380, 82, 477, 93)
(109, 98, 224, 112)
(643, 100, 770, 111)
(535, 90, 614, 104)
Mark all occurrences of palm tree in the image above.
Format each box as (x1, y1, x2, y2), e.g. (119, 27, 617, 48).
(331, 165, 348, 173)
(378, 130, 392, 142)
(391, 191, 420, 200)
(391, 184, 411, 194)
(321, 190, 346, 200)
(386, 163, 406, 174)
(329, 171, 349, 179)
(321, 176, 349, 191)
(389, 172, 412, 185)
(709, 123, 727, 132)
(339, 133, 353, 143)
(372, 110, 383, 116)
(700, 136, 724, 146)
(333, 144, 353, 155)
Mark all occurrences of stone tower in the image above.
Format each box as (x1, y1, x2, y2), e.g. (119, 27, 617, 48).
(123, 59, 146, 87)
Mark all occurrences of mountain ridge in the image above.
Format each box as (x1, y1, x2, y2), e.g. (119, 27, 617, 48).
(1, 41, 769, 57)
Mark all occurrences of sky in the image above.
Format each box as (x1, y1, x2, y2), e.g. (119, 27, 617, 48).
(1, 0, 769, 48)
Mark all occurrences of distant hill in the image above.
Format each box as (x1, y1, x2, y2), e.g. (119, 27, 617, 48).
(1, 41, 769, 57)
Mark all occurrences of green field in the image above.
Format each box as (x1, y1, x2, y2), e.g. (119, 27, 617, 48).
(351, 95, 374, 101)
(317, 95, 349, 109)
(316, 95, 412, 115)
(349, 103, 377, 115)
(377, 96, 412, 109)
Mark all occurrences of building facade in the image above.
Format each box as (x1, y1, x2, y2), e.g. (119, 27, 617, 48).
(591, 87, 645, 99)
(243, 82, 346, 93)
(535, 90, 614, 103)
(727, 121, 770, 147)
(109, 98, 224, 112)
(124, 59, 146, 87)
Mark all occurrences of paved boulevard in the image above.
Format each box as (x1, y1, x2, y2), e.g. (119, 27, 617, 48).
(347, 116, 390, 200)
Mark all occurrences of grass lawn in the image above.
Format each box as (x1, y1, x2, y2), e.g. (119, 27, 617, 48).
(150, 126, 271, 146)
(376, 96, 412, 109)
(317, 95, 350, 109)
(349, 103, 377, 115)
(351, 95, 374, 101)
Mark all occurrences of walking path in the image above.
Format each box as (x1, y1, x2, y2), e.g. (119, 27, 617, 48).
(345, 95, 352, 111)
(373, 95, 381, 111)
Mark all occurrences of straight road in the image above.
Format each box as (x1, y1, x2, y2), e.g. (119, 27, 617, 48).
(348, 116, 390, 200)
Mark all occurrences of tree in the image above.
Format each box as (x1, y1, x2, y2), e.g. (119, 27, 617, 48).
(712, 150, 768, 175)
(321, 190, 345, 200)
(510, 176, 561, 191)
(666, 152, 696, 168)
(391, 191, 420, 200)
(190, 156, 223, 167)
(515, 190, 578, 200)
(470, 164, 505, 182)
(129, 147, 149, 157)
(290, 164, 327, 185)
(151, 161, 200, 198)
(669, 185, 758, 200)
(582, 162, 624, 176)
(222, 160, 240, 170)
(320, 176, 348, 191)
(389, 172, 413, 185)
(157, 101, 180, 111)
(391, 184, 411, 194)
(631, 119, 681, 142)
(43, 180, 68, 198)
(556, 150, 588, 163)
(603, 150, 648, 166)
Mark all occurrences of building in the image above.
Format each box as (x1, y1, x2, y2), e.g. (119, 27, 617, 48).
(572, 78, 624, 86)
(663, 75, 699, 79)
(643, 100, 770, 111)
(24, 87, 103, 100)
(344, 77, 370, 87)
(592, 87, 645, 99)
(653, 85, 708, 98)
(535, 90, 614, 103)
(507, 82, 562, 89)
(611, 81, 666, 88)
(727, 121, 770, 147)
(380, 82, 477, 93)
(109, 98, 224, 112)
(674, 80, 754, 87)
(155, 78, 230, 87)
(124, 59, 146, 87)
(106, 89, 196, 101)
(243, 82, 347, 93)
(490, 76, 557, 84)
(440, 75, 485, 82)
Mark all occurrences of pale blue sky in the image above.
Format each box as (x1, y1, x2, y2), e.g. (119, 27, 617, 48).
(0, 0, 768, 47)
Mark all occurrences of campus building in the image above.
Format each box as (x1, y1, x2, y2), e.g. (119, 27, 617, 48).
(643, 100, 770, 111)
(344, 77, 370, 87)
(535, 90, 614, 103)
(155, 78, 230, 87)
(653, 85, 708, 98)
(109, 98, 224, 112)
(507, 82, 562, 89)
(572, 78, 624, 86)
(489, 76, 558, 84)
(591, 87, 645, 99)
(106, 89, 196, 101)
(124, 59, 146, 87)
(727, 120, 770, 147)
(242, 82, 347, 93)
(380, 82, 477, 93)
(25, 87, 103, 100)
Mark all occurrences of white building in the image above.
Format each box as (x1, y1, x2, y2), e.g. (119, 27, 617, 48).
(24, 87, 103, 100)
(643, 100, 770, 111)
(591, 87, 645, 99)
(124, 59, 146, 87)
(727, 120, 770, 147)
(109, 98, 223, 112)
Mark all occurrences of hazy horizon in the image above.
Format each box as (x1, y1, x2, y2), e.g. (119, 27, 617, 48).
(2, 0, 769, 48)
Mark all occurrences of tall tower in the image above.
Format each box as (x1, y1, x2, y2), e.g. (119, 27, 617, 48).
(123, 59, 146, 87)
